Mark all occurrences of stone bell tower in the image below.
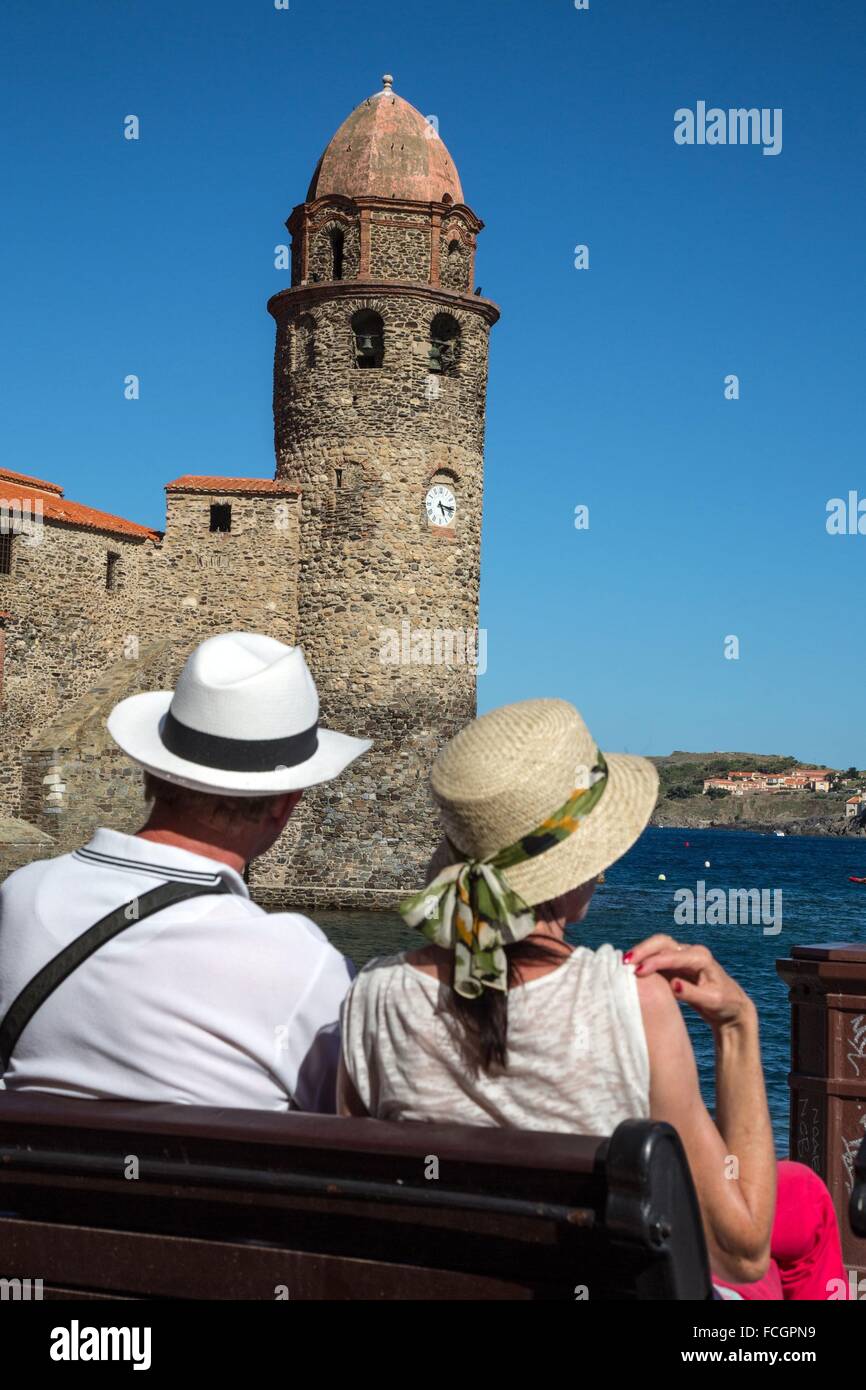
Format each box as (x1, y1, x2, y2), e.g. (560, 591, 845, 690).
(256, 75, 499, 909)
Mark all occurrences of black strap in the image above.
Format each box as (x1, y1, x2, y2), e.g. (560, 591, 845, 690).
(0, 879, 231, 1074)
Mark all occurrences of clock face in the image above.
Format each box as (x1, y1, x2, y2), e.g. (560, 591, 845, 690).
(425, 483, 456, 527)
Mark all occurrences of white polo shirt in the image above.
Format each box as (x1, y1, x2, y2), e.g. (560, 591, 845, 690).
(0, 828, 354, 1112)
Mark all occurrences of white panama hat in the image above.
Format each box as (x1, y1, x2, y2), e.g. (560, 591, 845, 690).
(107, 632, 371, 795)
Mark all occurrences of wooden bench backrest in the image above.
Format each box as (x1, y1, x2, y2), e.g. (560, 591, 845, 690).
(0, 1093, 712, 1300)
(852, 1133, 866, 1240)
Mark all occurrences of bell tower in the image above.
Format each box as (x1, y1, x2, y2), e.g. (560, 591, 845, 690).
(259, 75, 499, 907)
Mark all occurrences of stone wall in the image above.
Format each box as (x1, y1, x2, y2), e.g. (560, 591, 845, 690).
(158, 490, 300, 645)
(289, 197, 480, 293)
(17, 639, 177, 852)
(271, 291, 492, 456)
(307, 211, 362, 283)
(260, 278, 495, 905)
(369, 214, 431, 281)
(0, 486, 302, 874)
(439, 227, 473, 292)
(0, 522, 153, 817)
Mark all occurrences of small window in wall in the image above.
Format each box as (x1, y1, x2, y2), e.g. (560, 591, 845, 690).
(351, 309, 385, 368)
(335, 467, 343, 489)
(106, 551, 120, 591)
(210, 503, 232, 533)
(330, 226, 345, 281)
(0, 533, 13, 576)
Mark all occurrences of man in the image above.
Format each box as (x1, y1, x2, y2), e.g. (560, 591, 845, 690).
(0, 632, 370, 1111)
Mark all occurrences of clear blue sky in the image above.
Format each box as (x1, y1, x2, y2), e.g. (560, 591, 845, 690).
(2, 0, 864, 767)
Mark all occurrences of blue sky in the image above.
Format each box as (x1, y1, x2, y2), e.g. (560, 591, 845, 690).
(2, 0, 864, 767)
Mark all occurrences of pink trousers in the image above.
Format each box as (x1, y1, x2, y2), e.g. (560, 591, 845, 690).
(712, 1160, 849, 1300)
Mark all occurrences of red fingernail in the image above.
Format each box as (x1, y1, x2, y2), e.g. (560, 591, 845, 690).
(634, 964, 643, 975)
(673, 980, 682, 994)
(623, 951, 633, 963)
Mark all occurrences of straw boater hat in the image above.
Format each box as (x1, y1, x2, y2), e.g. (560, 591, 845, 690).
(427, 699, 658, 905)
(107, 632, 371, 795)
(400, 699, 657, 999)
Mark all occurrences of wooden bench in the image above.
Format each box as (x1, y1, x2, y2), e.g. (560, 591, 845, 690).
(0, 1092, 712, 1300)
(852, 1133, 866, 1241)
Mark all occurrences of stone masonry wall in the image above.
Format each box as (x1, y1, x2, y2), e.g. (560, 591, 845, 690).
(369, 217, 431, 282)
(0, 522, 152, 818)
(0, 487, 302, 876)
(272, 293, 491, 455)
(259, 280, 493, 905)
(307, 212, 362, 283)
(156, 492, 300, 645)
(439, 229, 472, 292)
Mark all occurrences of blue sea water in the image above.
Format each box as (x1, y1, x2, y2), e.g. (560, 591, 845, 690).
(318, 826, 866, 1153)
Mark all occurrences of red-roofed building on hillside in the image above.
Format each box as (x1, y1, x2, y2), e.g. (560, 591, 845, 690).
(703, 768, 838, 796)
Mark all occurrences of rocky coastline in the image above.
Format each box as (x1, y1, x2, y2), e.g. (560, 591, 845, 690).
(651, 799, 865, 839)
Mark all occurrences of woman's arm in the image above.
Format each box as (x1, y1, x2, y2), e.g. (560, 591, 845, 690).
(632, 937, 776, 1285)
(336, 1053, 370, 1117)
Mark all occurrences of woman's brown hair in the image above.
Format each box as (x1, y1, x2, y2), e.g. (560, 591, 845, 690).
(444, 899, 570, 1075)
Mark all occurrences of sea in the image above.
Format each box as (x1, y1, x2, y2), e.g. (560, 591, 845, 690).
(318, 826, 866, 1154)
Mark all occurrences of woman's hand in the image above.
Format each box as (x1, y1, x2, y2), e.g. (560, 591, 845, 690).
(625, 934, 755, 1034)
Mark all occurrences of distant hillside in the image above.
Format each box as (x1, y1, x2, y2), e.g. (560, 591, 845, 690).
(652, 753, 803, 798)
(648, 753, 865, 838)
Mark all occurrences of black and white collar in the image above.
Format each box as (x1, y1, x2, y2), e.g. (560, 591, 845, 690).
(72, 828, 250, 897)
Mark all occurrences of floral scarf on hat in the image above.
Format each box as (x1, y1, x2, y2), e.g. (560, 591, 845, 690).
(399, 753, 608, 999)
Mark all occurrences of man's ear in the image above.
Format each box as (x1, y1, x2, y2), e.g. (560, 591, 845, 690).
(273, 789, 303, 823)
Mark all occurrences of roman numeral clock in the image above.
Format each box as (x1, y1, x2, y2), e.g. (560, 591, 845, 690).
(425, 482, 456, 528)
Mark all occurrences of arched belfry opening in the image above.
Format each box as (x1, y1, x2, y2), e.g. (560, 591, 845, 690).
(428, 313, 461, 374)
(351, 309, 385, 368)
(329, 225, 345, 281)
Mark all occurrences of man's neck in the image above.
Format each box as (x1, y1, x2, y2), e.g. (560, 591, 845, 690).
(136, 823, 247, 876)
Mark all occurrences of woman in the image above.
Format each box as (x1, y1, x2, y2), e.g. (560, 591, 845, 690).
(338, 699, 846, 1298)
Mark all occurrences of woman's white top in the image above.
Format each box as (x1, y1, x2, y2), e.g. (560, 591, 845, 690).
(340, 944, 650, 1133)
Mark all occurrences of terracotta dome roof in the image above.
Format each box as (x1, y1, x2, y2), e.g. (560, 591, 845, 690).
(307, 75, 464, 205)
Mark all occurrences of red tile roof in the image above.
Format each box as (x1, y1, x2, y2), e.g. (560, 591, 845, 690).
(0, 483, 159, 541)
(165, 475, 302, 496)
(0, 467, 64, 497)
